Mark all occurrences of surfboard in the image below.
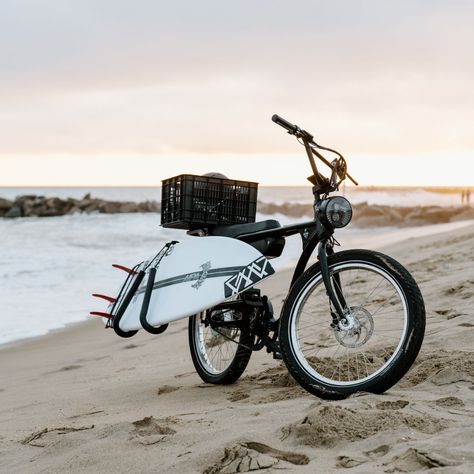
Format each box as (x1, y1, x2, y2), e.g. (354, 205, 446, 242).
(110, 236, 275, 332)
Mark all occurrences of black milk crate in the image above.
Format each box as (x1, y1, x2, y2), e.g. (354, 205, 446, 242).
(161, 174, 258, 230)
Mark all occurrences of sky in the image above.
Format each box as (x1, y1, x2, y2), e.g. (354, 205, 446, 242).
(1, 0, 473, 186)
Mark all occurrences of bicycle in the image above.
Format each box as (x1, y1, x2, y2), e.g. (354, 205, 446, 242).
(92, 114, 425, 399)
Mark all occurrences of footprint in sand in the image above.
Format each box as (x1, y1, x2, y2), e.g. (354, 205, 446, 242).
(227, 391, 250, 402)
(384, 448, 460, 472)
(365, 444, 390, 458)
(238, 365, 308, 403)
(129, 416, 176, 445)
(204, 440, 309, 473)
(336, 444, 392, 468)
(58, 364, 82, 372)
(157, 385, 180, 395)
(21, 425, 94, 448)
(444, 281, 474, 300)
(67, 410, 104, 419)
(123, 343, 140, 350)
(432, 396, 465, 408)
(434, 309, 462, 320)
(280, 405, 447, 448)
(376, 400, 409, 410)
(175, 371, 195, 379)
(336, 455, 367, 468)
(399, 350, 474, 388)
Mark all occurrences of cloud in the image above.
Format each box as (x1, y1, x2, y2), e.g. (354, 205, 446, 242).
(0, 0, 473, 158)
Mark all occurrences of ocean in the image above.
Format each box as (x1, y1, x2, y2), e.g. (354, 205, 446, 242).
(0, 186, 470, 346)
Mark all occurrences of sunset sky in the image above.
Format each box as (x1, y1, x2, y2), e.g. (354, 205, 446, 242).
(1, 0, 473, 186)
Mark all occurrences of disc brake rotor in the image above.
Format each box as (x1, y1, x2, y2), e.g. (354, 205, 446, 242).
(334, 306, 374, 348)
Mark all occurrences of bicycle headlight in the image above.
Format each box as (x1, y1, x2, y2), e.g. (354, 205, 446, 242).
(319, 197, 352, 228)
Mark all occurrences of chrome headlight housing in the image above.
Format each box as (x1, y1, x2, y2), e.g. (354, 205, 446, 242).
(319, 196, 353, 228)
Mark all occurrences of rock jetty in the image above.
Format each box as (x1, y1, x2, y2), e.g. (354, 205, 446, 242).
(257, 201, 474, 227)
(0, 194, 160, 218)
(1, 194, 473, 227)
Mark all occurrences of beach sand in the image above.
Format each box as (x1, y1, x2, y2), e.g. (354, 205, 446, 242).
(1, 223, 473, 473)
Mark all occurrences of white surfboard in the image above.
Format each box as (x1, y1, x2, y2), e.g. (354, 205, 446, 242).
(114, 237, 275, 332)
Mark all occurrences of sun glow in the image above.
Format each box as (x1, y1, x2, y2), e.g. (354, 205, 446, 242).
(1, 152, 473, 187)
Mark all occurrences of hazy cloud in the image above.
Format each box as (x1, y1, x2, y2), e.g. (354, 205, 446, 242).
(0, 0, 473, 157)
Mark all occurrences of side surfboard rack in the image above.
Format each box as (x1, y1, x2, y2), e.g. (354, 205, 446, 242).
(94, 242, 178, 338)
(139, 267, 168, 335)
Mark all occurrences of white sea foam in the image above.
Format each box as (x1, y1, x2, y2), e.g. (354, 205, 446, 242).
(1, 185, 467, 207)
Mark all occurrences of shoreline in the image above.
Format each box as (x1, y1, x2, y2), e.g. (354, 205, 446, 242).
(2, 218, 472, 351)
(0, 220, 474, 351)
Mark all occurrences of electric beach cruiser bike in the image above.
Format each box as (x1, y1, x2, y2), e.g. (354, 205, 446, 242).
(91, 115, 425, 399)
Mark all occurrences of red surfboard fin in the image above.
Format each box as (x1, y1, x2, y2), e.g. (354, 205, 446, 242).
(112, 264, 137, 275)
(92, 293, 116, 303)
(90, 311, 113, 319)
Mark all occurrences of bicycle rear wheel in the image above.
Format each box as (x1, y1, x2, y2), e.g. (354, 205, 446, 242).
(189, 307, 253, 385)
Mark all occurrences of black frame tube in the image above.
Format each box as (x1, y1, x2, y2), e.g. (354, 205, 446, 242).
(238, 220, 318, 241)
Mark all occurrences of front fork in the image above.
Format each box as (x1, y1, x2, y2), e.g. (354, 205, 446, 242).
(317, 240, 348, 324)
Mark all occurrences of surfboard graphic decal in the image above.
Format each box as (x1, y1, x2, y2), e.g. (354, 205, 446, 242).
(224, 256, 275, 297)
(134, 264, 245, 296)
(191, 261, 211, 290)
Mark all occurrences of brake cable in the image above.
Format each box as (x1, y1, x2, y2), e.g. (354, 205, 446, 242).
(297, 136, 358, 186)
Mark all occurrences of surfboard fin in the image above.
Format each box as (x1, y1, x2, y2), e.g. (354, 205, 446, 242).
(92, 293, 116, 303)
(90, 311, 113, 319)
(112, 264, 137, 275)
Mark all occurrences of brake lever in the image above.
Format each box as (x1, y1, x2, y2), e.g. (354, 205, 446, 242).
(293, 128, 314, 141)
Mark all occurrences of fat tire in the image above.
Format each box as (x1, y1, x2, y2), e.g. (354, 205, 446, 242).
(188, 314, 253, 385)
(279, 249, 425, 399)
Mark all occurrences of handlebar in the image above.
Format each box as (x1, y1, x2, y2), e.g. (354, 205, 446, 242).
(272, 114, 299, 134)
(271, 113, 359, 189)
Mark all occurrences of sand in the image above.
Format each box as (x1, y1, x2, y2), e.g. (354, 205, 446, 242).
(1, 223, 474, 473)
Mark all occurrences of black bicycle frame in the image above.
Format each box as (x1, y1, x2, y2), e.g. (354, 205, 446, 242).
(236, 204, 348, 321)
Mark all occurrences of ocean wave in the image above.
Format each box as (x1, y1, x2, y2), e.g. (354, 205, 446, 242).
(1, 194, 473, 227)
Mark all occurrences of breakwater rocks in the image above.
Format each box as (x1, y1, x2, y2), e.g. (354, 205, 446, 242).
(1, 194, 473, 226)
(257, 201, 474, 227)
(0, 194, 160, 218)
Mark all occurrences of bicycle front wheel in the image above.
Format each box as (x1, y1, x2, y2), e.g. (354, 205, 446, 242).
(279, 249, 425, 399)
